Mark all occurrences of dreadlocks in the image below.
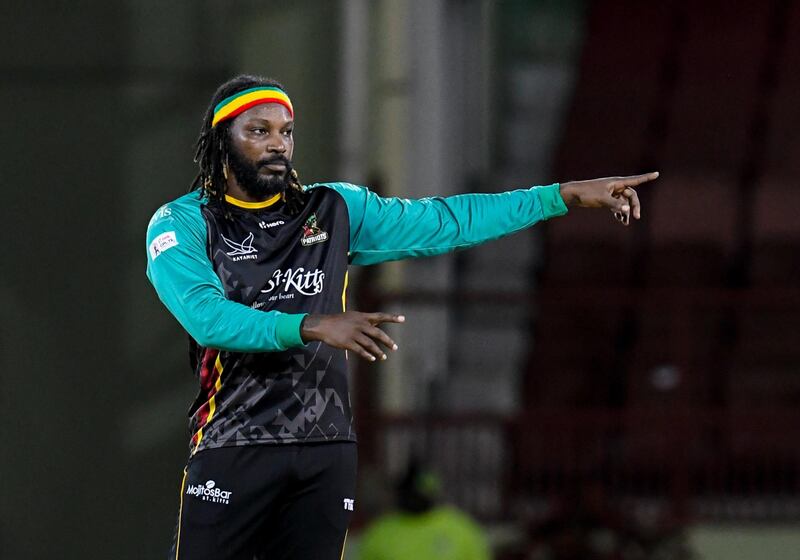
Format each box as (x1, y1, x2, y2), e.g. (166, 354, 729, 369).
(191, 75, 307, 216)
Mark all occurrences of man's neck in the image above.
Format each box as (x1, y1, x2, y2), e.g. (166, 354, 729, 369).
(225, 178, 265, 203)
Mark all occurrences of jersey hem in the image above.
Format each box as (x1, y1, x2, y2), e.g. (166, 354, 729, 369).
(191, 434, 358, 456)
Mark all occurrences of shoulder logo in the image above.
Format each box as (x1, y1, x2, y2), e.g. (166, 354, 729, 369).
(301, 213, 328, 246)
(148, 205, 173, 227)
(149, 231, 178, 260)
(221, 232, 258, 261)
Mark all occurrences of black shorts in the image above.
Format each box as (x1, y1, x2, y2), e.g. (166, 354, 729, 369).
(169, 442, 357, 560)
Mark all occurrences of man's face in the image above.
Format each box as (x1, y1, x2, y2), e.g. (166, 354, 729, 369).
(227, 103, 295, 199)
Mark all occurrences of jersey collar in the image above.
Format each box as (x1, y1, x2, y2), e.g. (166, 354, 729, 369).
(224, 193, 282, 209)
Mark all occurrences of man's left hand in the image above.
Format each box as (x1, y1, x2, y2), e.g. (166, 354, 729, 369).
(558, 171, 659, 225)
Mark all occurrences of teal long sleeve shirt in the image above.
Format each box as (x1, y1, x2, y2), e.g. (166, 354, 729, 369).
(145, 182, 567, 353)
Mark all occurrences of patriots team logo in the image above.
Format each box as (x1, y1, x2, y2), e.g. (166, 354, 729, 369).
(300, 213, 328, 246)
(221, 232, 258, 261)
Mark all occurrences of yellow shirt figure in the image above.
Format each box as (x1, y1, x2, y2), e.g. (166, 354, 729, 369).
(357, 505, 491, 560)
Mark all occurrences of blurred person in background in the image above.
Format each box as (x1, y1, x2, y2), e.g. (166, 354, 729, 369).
(357, 461, 491, 560)
(145, 73, 659, 559)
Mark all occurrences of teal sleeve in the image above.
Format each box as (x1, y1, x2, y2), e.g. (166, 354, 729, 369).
(318, 182, 568, 265)
(145, 201, 306, 352)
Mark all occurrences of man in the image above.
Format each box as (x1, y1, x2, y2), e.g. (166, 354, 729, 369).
(145, 74, 658, 560)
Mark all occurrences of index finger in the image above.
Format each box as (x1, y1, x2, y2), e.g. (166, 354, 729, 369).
(366, 312, 406, 326)
(618, 171, 659, 187)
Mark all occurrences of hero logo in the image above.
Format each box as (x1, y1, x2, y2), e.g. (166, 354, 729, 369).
(259, 219, 284, 230)
(185, 480, 233, 505)
(260, 268, 325, 300)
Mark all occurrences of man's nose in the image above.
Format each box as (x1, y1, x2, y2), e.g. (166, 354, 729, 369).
(266, 134, 287, 153)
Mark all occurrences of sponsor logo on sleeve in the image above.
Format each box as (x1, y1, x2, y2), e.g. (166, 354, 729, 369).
(343, 498, 355, 511)
(149, 231, 178, 260)
(221, 232, 258, 261)
(300, 213, 328, 246)
(148, 205, 172, 227)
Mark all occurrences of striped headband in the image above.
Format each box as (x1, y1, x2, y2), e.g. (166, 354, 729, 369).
(212, 86, 294, 127)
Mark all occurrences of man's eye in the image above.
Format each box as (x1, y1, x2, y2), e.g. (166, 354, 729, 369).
(252, 128, 266, 134)
(283, 129, 293, 137)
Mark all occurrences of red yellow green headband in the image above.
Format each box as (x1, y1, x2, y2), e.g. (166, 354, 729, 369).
(212, 86, 294, 127)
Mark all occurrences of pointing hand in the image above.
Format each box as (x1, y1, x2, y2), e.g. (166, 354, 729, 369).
(300, 312, 405, 362)
(558, 171, 660, 225)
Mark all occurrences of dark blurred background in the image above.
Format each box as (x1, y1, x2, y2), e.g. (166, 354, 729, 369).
(1, 1, 798, 558)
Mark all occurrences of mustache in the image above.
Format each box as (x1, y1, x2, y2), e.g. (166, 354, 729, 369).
(257, 155, 291, 168)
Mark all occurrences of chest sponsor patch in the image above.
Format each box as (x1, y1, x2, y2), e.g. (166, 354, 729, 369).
(149, 231, 178, 260)
(260, 267, 325, 297)
(221, 232, 258, 261)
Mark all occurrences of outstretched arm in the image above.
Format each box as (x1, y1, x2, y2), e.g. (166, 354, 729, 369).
(320, 182, 568, 265)
(317, 172, 659, 266)
(293, 172, 660, 361)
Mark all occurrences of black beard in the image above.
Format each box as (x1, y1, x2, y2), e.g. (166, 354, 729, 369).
(227, 148, 292, 199)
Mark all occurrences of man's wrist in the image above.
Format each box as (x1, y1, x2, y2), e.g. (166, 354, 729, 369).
(559, 182, 579, 206)
(300, 314, 321, 343)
